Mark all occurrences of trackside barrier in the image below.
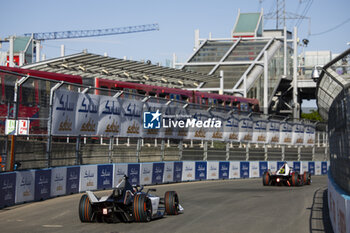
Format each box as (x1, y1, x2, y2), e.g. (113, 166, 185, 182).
(0, 161, 329, 209)
(328, 172, 350, 233)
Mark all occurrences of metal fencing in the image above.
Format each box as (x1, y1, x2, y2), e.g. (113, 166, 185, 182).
(0, 69, 329, 171)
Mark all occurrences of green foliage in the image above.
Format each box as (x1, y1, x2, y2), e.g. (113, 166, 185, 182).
(301, 110, 324, 122)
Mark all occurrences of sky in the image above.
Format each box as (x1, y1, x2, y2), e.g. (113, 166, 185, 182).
(1, 0, 350, 65)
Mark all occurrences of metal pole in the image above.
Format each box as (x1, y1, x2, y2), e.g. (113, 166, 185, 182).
(281, 145, 285, 161)
(161, 139, 165, 161)
(178, 140, 183, 161)
(61, 44, 65, 57)
(219, 70, 224, 95)
(312, 145, 315, 161)
(297, 146, 301, 161)
(264, 51, 269, 115)
(283, 26, 287, 76)
(264, 144, 268, 161)
(203, 141, 208, 161)
(293, 26, 299, 119)
(36, 40, 41, 62)
(9, 36, 14, 67)
(226, 142, 230, 161)
(109, 136, 113, 163)
(75, 135, 81, 165)
(136, 138, 141, 163)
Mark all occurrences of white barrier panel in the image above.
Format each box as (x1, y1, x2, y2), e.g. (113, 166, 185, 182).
(113, 163, 128, 187)
(268, 161, 277, 172)
(301, 161, 309, 173)
(249, 161, 259, 178)
(182, 161, 195, 181)
(287, 161, 294, 170)
(229, 161, 240, 179)
(207, 161, 219, 180)
(140, 163, 153, 185)
(328, 179, 337, 232)
(15, 170, 35, 204)
(51, 167, 67, 197)
(163, 162, 174, 183)
(315, 161, 322, 175)
(336, 191, 347, 233)
(79, 165, 97, 192)
(347, 199, 350, 233)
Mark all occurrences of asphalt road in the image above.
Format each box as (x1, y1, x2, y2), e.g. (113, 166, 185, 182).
(0, 176, 332, 233)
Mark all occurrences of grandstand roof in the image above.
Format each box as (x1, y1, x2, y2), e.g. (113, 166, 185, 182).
(22, 52, 219, 88)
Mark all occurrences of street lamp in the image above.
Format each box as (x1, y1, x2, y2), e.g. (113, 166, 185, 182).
(311, 65, 323, 82)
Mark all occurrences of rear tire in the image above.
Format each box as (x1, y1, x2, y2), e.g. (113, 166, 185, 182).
(291, 172, 299, 186)
(262, 172, 270, 186)
(303, 172, 311, 185)
(164, 191, 179, 215)
(79, 194, 94, 222)
(133, 194, 152, 222)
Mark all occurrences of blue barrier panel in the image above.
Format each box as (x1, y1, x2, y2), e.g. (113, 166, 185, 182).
(34, 169, 51, 201)
(308, 162, 315, 175)
(293, 162, 301, 173)
(259, 161, 268, 177)
(97, 164, 113, 190)
(173, 161, 183, 182)
(277, 161, 285, 171)
(195, 161, 207, 181)
(321, 162, 328, 175)
(66, 166, 80, 195)
(0, 172, 16, 208)
(128, 163, 140, 186)
(219, 161, 229, 179)
(240, 162, 249, 178)
(152, 162, 164, 184)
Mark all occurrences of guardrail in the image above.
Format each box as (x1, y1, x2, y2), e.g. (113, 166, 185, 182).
(0, 160, 329, 209)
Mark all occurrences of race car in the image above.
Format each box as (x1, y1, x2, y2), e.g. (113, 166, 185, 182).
(262, 163, 311, 186)
(78, 175, 184, 223)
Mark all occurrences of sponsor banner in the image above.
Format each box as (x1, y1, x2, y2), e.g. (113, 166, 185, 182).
(52, 90, 79, 135)
(239, 117, 253, 142)
(292, 123, 304, 145)
(97, 164, 113, 190)
(208, 112, 225, 141)
(268, 161, 277, 172)
(97, 96, 122, 136)
(267, 121, 280, 144)
(15, 170, 35, 204)
(127, 163, 140, 186)
(287, 161, 294, 171)
(280, 122, 293, 145)
(187, 109, 210, 141)
(142, 102, 164, 139)
(308, 162, 315, 175)
(293, 162, 301, 173)
(140, 163, 153, 185)
(182, 161, 195, 181)
(66, 166, 80, 195)
(34, 169, 51, 201)
(152, 162, 164, 184)
(173, 161, 183, 182)
(240, 162, 250, 178)
(315, 161, 322, 175)
(0, 172, 16, 208)
(207, 161, 219, 180)
(328, 179, 337, 232)
(79, 165, 97, 192)
(259, 161, 268, 177)
(304, 124, 315, 146)
(336, 190, 347, 233)
(219, 161, 230, 179)
(223, 114, 240, 142)
(277, 161, 285, 171)
(321, 162, 328, 175)
(249, 161, 260, 178)
(76, 93, 100, 135)
(301, 161, 309, 173)
(121, 100, 143, 138)
(252, 119, 267, 144)
(163, 162, 174, 183)
(51, 167, 67, 197)
(195, 161, 207, 180)
(113, 163, 128, 187)
(229, 161, 241, 179)
(173, 107, 190, 139)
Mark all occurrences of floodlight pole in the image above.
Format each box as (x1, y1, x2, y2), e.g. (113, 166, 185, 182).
(293, 27, 299, 119)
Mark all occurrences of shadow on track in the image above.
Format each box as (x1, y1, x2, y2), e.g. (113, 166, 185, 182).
(309, 188, 334, 233)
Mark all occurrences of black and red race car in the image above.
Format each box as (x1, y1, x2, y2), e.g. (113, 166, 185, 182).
(262, 163, 311, 186)
(78, 175, 183, 223)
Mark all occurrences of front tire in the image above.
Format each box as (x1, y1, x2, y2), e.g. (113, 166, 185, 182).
(79, 194, 94, 222)
(291, 172, 299, 186)
(164, 191, 179, 215)
(133, 194, 152, 222)
(303, 172, 311, 185)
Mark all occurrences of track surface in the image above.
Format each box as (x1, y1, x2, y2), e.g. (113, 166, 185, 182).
(0, 176, 331, 233)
